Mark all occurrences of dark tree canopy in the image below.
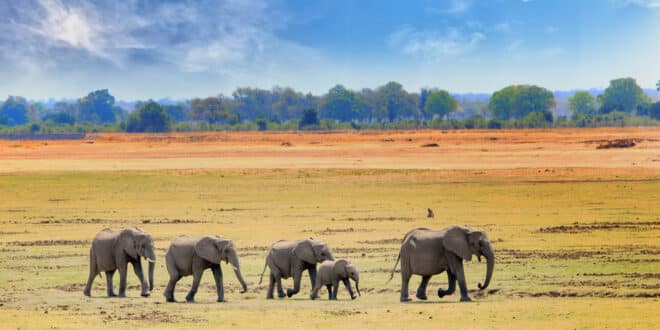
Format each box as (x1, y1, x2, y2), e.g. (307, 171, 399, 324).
(424, 90, 458, 120)
(77, 89, 121, 124)
(489, 85, 555, 120)
(319, 85, 358, 121)
(126, 101, 172, 132)
(0, 96, 31, 126)
(299, 108, 319, 128)
(597, 78, 649, 114)
(375, 81, 419, 122)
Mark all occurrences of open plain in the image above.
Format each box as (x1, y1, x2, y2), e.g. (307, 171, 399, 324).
(0, 128, 659, 329)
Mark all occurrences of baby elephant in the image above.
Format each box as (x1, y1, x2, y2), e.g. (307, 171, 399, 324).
(310, 259, 361, 300)
(164, 235, 247, 303)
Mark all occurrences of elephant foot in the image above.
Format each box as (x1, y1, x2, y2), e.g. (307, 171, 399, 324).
(400, 296, 412, 302)
(216, 298, 226, 303)
(141, 292, 150, 297)
(117, 293, 126, 298)
(83, 290, 91, 297)
(438, 289, 448, 298)
(278, 292, 287, 298)
(286, 289, 296, 298)
(351, 294, 357, 300)
(416, 292, 428, 300)
(165, 297, 176, 303)
(107, 293, 117, 297)
(460, 296, 472, 302)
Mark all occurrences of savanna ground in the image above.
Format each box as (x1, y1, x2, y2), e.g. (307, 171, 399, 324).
(0, 128, 658, 329)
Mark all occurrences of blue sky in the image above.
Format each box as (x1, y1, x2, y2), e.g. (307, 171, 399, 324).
(0, 0, 658, 100)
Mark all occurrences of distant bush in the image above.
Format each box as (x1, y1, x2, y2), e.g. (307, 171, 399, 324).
(126, 101, 172, 133)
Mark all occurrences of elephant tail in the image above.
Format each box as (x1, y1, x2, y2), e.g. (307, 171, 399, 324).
(258, 261, 268, 285)
(386, 253, 401, 283)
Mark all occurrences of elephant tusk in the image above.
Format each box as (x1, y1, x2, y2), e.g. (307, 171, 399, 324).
(478, 255, 482, 263)
(231, 265, 239, 271)
(146, 258, 156, 263)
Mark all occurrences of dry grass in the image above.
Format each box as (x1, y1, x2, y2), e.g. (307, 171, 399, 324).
(0, 129, 658, 329)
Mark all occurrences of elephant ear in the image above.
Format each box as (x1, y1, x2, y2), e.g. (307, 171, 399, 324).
(292, 239, 316, 264)
(332, 259, 349, 279)
(443, 226, 472, 261)
(195, 236, 222, 264)
(118, 228, 139, 259)
(468, 230, 484, 249)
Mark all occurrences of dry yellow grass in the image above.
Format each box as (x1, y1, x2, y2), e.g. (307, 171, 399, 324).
(0, 129, 658, 329)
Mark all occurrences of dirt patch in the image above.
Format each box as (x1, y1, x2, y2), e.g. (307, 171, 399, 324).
(22, 253, 85, 260)
(7, 240, 88, 246)
(32, 218, 110, 224)
(312, 227, 375, 235)
(333, 247, 390, 254)
(421, 143, 439, 147)
(0, 230, 30, 235)
(103, 310, 205, 324)
(580, 272, 660, 279)
(498, 248, 607, 259)
(322, 309, 364, 316)
(595, 139, 637, 149)
(537, 221, 660, 233)
(358, 238, 400, 245)
(335, 216, 413, 222)
(141, 218, 205, 224)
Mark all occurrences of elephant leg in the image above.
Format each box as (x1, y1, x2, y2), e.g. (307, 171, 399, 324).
(164, 275, 181, 303)
(83, 250, 96, 297)
(287, 266, 303, 297)
(186, 269, 204, 303)
(331, 280, 340, 300)
(343, 278, 356, 300)
(310, 271, 322, 300)
(453, 262, 471, 302)
(131, 260, 149, 297)
(211, 264, 225, 302)
(118, 263, 128, 297)
(267, 272, 275, 299)
(276, 274, 286, 298)
(308, 265, 317, 294)
(105, 270, 117, 297)
(326, 284, 332, 300)
(400, 267, 412, 302)
(416, 275, 431, 300)
(438, 270, 456, 298)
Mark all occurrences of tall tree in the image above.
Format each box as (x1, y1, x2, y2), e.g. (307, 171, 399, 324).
(319, 85, 357, 121)
(597, 78, 649, 114)
(126, 101, 172, 132)
(568, 91, 596, 116)
(77, 89, 121, 124)
(489, 85, 555, 120)
(424, 90, 458, 120)
(656, 80, 659, 91)
(0, 96, 31, 126)
(190, 97, 237, 124)
(374, 81, 419, 122)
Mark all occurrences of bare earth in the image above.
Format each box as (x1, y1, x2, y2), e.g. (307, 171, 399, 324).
(1, 128, 659, 172)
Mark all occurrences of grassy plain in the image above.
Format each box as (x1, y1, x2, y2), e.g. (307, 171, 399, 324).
(0, 128, 658, 329)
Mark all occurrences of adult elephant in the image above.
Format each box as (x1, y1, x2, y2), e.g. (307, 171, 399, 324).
(388, 225, 494, 302)
(83, 227, 156, 297)
(164, 235, 247, 302)
(259, 239, 334, 299)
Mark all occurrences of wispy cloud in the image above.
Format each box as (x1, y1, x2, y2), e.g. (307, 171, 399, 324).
(388, 25, 485, 59)
(611, 0, 660, 8)
(426, 0, 472, 15)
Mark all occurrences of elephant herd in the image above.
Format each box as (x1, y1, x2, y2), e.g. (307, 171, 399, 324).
(83, 225, 494, 303)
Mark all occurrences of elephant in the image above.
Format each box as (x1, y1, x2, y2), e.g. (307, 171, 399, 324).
(164, 235, 247, 303)
(388, 225, 494, 302)
(310, 259, 361, 300)
(258, 238, 334, 299)
(83, 227, 156, 297)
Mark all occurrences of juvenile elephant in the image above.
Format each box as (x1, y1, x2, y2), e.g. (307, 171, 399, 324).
(310, 259, 361, 300)
(259, 239, 334, 299)
(388, 225, 494, 302)
(164, 235, 247, 302)
(83, 227, 156, 297)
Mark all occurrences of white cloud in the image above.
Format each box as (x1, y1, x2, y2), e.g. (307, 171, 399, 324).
(388, 25, 485, 60)
(426, 0, 472, 15)
(611, 0, 660, 8)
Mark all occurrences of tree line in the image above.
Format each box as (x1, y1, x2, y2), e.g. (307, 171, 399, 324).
(1, 78, 659, 133)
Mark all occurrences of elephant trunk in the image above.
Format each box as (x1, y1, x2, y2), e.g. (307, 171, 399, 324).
(148, 261, 155, 291)
(355, 280, 361, 296)
(229, 252, 248, 293)
(478, 242, 494, 290)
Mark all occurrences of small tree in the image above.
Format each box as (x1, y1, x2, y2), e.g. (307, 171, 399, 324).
(126, 101, 172, 133)
(299, 108, 319, 129)
(597, 78, 648, 114)
(190, 97, 238, 124)
(424, 90, 458, 120)
(568, 91, 596, 117)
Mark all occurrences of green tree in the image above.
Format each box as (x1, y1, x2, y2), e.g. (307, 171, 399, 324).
(374, 81, 419, 122)
(77, 89, 121, 124)
(43, 112, 76, 125)
(0, 96, 31, 126)
(424, 90, 458, 120)
(162, 104, 188, 122)
(319, 85, 357, 121)
(649, 101, 660, 120)
(597, 78, 649, 114)
(190, 97, 237, 124)
(126, 101, 172, 132)
(489, 85, 555, 120)
(299, 108, 319, 129)
(568, 91, 596, 117)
